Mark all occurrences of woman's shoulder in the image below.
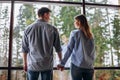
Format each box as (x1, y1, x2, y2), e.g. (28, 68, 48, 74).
(71, 29, 82, 36)
(71, 29, 81, 34)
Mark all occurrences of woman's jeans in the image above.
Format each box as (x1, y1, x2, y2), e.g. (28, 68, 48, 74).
(71, 63, 94, 80)
(27, 70, 53, 80)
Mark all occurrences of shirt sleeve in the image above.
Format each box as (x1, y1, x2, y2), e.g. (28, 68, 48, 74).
(61, 31, 75, 66)
(22, 31, 29, 54)
(53, 29, 62, 53)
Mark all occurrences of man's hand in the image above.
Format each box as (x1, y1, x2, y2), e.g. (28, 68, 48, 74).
(23, 63, 27, 72)
(23, 53, 27, 72)
(57, 64, 64, 71)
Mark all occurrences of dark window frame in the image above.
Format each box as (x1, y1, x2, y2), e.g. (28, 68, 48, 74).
(0, 0, 120, 80)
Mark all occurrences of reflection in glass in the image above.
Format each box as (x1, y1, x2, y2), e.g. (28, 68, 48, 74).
(86, 6, 120, 67)
(0, 3, 11, 67)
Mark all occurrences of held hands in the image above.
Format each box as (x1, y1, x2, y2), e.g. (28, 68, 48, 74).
(57, 64, 64, 71)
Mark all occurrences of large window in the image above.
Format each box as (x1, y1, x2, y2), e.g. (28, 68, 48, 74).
(11, 3, 82, 80)
(0, 0, 120, 80)
(12, 3, 82, 67)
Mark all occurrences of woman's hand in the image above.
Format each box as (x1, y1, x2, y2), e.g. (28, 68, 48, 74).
(57, 64, 64, 71)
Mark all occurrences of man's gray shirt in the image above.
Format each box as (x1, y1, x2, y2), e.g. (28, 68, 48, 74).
(22, 19, 62, 71)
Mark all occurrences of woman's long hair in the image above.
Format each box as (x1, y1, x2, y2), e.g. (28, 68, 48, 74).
(75, 14, 93, 39)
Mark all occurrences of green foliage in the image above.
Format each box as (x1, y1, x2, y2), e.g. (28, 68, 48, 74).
(0, 6, 9, 66)
(111, 15, 120, 66)
(111, 15, 120, 49)
(59, 6, 81, 37)
(85, 0, 107, 3)
(17, 4, 36, 31)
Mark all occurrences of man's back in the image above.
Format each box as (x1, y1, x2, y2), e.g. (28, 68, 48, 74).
(22, 19, 61, 71)
(22, 7, 62, 80)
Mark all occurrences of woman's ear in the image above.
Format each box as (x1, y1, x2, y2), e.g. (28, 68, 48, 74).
(78, 21, 81, 26)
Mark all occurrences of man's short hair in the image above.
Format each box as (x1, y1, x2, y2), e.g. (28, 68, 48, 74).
(38, 7, 51, 17)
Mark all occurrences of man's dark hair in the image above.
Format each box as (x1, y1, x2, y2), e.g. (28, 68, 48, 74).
(38, 7, 51, 17)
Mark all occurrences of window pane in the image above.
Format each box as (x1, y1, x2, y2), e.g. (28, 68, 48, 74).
(85, 0, 120, 5)
(0, 70, 8, 80)
(94, 70, 120, 80)
(86, 6, 120, 67)
(0, 3, 11, 67)
(12, 3, 82, 67)
(53, 70, 71, 80)
(11, 70, 26, 80)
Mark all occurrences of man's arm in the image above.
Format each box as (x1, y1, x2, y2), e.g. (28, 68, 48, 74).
(22, 31, 29, 72)
(23, 53, 27, 72)
(53, 29, 62, 61)
(57, 52, 65, 71)
(57, 52, 62, 62)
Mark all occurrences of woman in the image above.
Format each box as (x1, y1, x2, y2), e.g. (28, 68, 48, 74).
(57, 14, 96, 80)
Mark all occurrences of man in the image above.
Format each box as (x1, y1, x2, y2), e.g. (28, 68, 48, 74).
(22, 7, 62, 80)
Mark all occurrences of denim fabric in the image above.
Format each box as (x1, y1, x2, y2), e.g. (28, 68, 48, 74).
(27, 70, 53, 80)
(71, 63, 94, 80)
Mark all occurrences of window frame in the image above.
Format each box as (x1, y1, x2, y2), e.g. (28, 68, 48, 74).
(0, 0, 120, 80)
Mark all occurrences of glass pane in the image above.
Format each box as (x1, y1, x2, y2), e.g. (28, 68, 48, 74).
(11, 70, 26, 80)
(12, 3, 82, 67)
(0, 3, 11, 67)
(53, 70, 71, 80)
(85, 0, 120, 5)
(86, 6, 120, 67)
(95, 70, 120, 80)
(0, 70, 8, 80)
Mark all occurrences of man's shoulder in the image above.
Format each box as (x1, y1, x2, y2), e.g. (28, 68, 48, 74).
(46, 23, 58, 31)
(26, 24, 33, 29)
(47, 23, 56, 28)
(24, 22, 36, 33)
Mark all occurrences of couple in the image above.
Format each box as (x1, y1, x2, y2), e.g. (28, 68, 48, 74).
(22, 7, 96, 80)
